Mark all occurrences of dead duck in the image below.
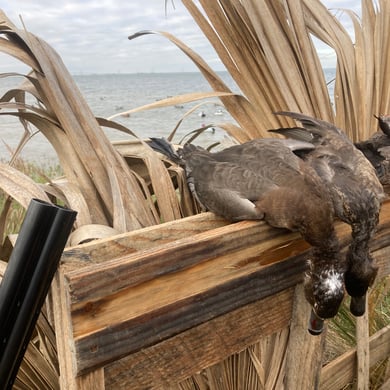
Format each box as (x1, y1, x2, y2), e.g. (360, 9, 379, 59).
(355, 115, 390, 187)
(271, 111, 385, 316)
(149, 137, 345, 334)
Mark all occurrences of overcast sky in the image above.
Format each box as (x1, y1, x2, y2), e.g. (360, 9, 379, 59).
(0, 1, 361, 74)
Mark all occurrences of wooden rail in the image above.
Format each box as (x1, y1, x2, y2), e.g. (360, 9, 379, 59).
(51, 200, 390, 389)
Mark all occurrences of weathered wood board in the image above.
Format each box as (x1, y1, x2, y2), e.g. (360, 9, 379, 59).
(51, 200, 390, 389)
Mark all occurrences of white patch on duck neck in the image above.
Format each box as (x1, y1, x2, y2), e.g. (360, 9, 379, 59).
(321, 269, 343, 298)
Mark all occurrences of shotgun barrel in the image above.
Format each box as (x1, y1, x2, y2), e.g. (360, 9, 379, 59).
(0, 198, 77, 389)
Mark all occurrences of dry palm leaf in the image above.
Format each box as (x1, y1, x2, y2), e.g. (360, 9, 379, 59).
(0, 263, 59, 390)
(181, 0, 334, 125)
(135, 1, 389, 142)
(0, 163, 50, 207)
(0, 10, 189, 236)
(174, 329, 288, 390)
(130, 0, 336, 141)
(129, 30, 261, 140)
(1, 1, 390, 387)
(107, 91, 235, 121)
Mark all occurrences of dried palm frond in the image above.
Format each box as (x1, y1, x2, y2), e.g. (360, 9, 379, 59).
(304, 0, 390, 140)
(0, 12, 196, 386)
(0, 262, 59, 389)
(172, 328, 289, 390)
(1, 0, 390, 388)
(132, 1, 390, 142)
(0, 9, 196, 245)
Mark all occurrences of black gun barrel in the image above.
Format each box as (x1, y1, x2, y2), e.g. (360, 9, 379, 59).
(0, 198, 77, 389)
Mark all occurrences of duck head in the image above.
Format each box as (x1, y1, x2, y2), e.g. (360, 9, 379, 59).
(344, 215, 379, 316)
(304, 248, 345, 335)
(344, 247, 378, 316)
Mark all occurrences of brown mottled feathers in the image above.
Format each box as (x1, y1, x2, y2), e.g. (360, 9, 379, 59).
(148, 135, 345, 324)
(356, 115, 390, 185)
(272, 111, 385, 227)
(180, 138, 335, 248)
(272, 111, 385, 316)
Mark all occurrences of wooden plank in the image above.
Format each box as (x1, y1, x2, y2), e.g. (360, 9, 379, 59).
(372, 245, 390, 280)
(284, 284, 326, 390)
(75, 369, 104, 390)
(51, 271, 77, 390)
(63, 200, 390, 296)
(369, 325, 390, 376)
(320, 324, 390, 389)
(321, 349, 356, 389)
(378, 200, 390, 224)
(53, 199, 390, 382)
(72, 224, 390, 372)
(66, 220, 304, 305)
(61, 212, 228, 272)
(103, 288, 295, 389)
(356, 309, 370, 390)
(73, 248, 308, 374)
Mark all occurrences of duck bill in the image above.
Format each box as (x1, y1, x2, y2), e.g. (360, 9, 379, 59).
(350, 295, 366, 317)
(308, 309, 324, 335)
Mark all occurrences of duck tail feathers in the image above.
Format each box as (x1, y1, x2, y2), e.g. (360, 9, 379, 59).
(374, 114, 390, 137)
(274, 111, 342, 135)
(148, 137, 182, 164)
(269, 127, 317, 143)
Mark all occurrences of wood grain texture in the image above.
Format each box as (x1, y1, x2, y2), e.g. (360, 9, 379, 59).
(284, 284, 326, 390)
(103, 288, 294, 389)
(356, 310, 370, 390)
(52, 271, 78, 390)
(75, 369, 104, 390)
(66, 219, 301, 304)
(73, 247, 307, 374)
(52, 200, 390, 386)
(320, 324, 390, 389)
(61, 212, 228, 272)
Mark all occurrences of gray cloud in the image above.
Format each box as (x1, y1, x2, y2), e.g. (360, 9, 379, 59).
(0, 1, 361, 74)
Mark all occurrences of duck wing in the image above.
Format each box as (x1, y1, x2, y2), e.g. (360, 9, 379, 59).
(269, 126, 320, 143)
(181, 146, 279, 220)
(272, 111, 351, 151)
(275, 111, 345, 137)
(271, 112, 385, 223)
(182, 139, 334, 237)
(375, 114, 390, 136)
(209, 138, 315, 186)
(272, 111, 383, 191)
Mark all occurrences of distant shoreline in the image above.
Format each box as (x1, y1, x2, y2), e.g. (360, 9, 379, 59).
(71, 68, 337, 77)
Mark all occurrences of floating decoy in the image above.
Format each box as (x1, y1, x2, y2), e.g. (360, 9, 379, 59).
(149, 137, 346, 335)
(271, 112, 385, 317)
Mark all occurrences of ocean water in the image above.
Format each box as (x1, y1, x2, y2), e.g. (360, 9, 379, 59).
(0, 70, 335, 164)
